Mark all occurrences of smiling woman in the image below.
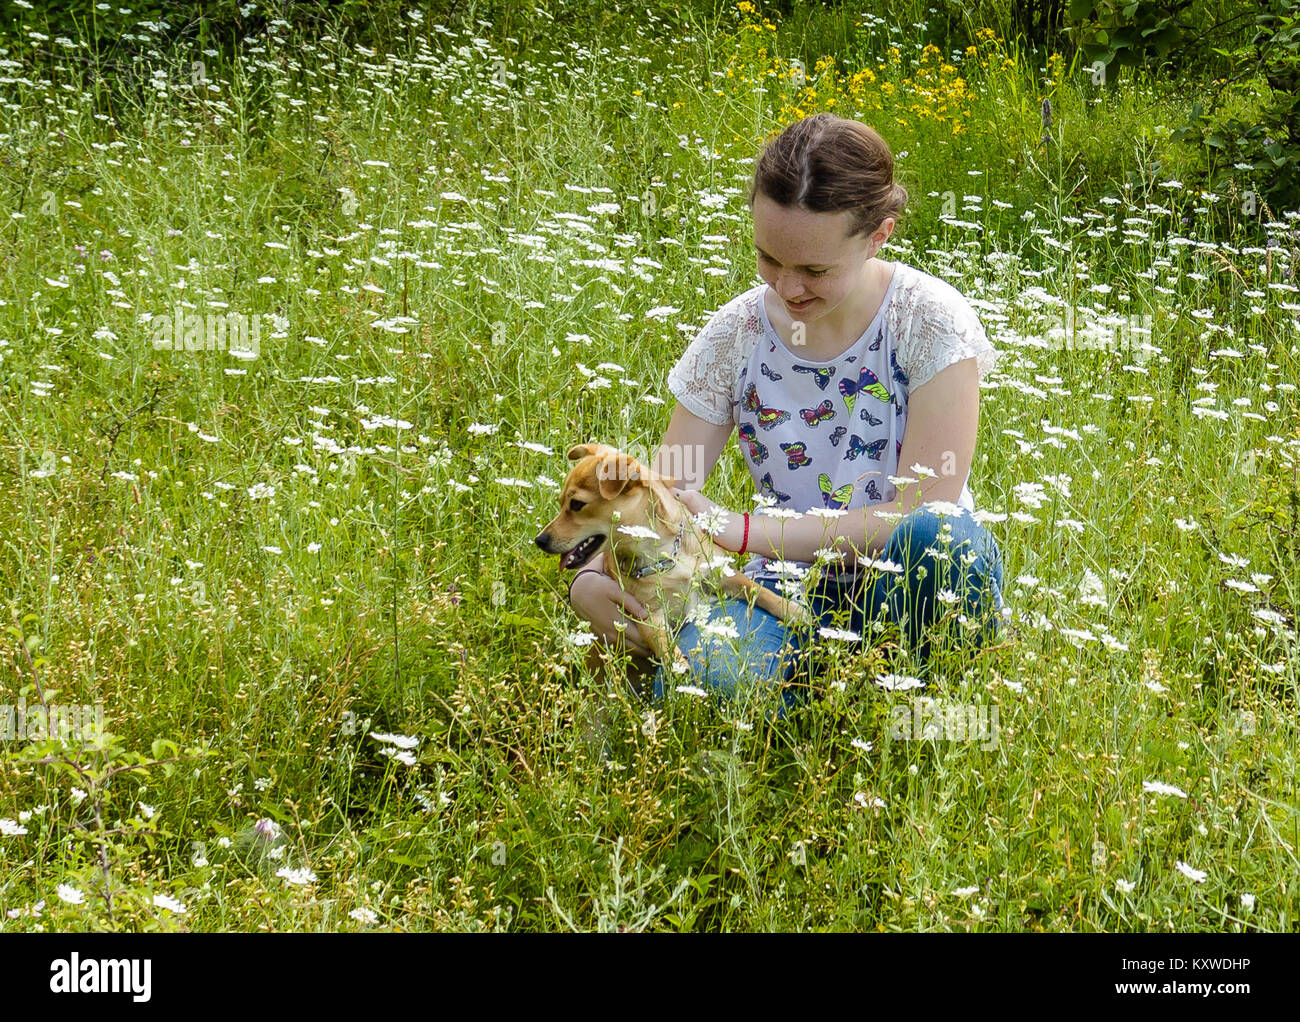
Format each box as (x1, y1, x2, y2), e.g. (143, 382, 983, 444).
(569, 113, 1008, 711)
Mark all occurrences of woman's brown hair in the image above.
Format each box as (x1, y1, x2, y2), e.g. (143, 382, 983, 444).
(749, 113, 908, 239)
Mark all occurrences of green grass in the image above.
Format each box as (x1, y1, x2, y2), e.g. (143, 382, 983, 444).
(0, 0, 1297, 931)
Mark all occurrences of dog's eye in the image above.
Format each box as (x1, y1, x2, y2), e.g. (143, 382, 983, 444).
(569, 499, 586, 513)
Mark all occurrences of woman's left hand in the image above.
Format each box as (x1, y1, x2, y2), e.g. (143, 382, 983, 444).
(671, 487, 745, 552)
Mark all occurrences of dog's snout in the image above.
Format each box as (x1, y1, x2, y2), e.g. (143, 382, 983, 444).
(535, 532, 552, 552)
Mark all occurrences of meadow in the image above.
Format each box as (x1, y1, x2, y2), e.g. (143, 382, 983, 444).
(0, 0, 1297, 931)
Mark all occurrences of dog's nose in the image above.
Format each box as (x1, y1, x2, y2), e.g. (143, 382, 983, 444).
(534, 532, 551, 552)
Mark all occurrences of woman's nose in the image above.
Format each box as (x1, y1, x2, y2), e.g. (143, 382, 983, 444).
(778, 275, 808, 299)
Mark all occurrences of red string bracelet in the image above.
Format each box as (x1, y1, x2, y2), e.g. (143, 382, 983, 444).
(738, 512, 751, 555)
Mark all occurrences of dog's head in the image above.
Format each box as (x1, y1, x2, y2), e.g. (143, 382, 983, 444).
(534, 443, 679, 568)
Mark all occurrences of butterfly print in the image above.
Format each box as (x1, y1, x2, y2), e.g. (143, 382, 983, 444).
(818, 472, 854, 509)
(780, 441, 812, 469)
(858, 407, 883, 427)
(890, 346, 909, 387)
(799, 399, 836, 427)
(869, 329, 883, 352)
(761, 361, 783, 381)
(742, 382, 791, 430)
(759, 472, 791, 503)
(838, 365, 893, 414)
(738, 422, 769, 465)
(863, 479, 884, 502)
(829, 426, 848, 447)
(792, 364, 836, 391)
(845, 435, 888, 462)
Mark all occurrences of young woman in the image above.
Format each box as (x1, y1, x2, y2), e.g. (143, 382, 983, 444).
(568, 113, 1007, 712)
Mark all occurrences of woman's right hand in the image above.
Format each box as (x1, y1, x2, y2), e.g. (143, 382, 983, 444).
(568, 552, 654, 658)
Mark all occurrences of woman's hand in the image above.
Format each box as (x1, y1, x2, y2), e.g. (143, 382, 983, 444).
(567, 552, 654, 658)
(671, 487, 746, 552)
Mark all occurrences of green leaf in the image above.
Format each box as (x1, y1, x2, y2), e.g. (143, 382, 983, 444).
(386, 852, 431, 867)
(501, 612, 547, 631)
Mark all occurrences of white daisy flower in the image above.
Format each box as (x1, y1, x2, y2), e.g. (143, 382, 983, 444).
(56, 884, 85, 905)
(1143, 780, 1188, 798)
(153, 893, 188, 914)
(276, 867, 318, 885)
(369, 732, 419, 749)
(616, 524, 662, 540)
(874, 673, 925, 691)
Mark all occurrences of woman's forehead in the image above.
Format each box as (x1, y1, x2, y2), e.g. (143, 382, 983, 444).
(752, 200, 860, 261)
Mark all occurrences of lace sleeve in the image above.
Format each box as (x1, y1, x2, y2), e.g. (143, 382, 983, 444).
(666, 292, 755, 427)
(897, 283, 1001, 394)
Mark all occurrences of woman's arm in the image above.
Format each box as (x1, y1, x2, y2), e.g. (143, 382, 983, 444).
(651, 401, 734, 489)
(684, 358, 980, 566)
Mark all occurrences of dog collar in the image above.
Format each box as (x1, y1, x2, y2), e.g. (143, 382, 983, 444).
(629, 516, 686, 580)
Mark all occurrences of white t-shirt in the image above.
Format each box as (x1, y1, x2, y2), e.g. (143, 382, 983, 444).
(666, 260, 1000, 580)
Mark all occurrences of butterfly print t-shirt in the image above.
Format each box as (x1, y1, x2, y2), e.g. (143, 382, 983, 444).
(666, 260, 1001, 582)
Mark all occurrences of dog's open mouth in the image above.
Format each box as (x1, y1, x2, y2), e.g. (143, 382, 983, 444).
(559, 534, 605, 569)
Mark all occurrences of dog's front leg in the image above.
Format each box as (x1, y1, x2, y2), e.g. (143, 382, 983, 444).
(637, 612, 691, 676)
(716, 571, 813, 626)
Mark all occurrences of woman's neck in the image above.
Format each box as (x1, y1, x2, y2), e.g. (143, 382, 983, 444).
(773, 258, 893, 359)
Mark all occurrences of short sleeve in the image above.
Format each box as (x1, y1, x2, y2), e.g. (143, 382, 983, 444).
(665, 291, 757, 427)
(897, 284, 1001, 394)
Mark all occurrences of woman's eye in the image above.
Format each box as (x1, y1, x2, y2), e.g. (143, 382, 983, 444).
(569, 499, 586, 513)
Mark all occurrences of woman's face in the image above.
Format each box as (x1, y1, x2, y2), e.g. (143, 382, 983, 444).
(751, 190, 894, 322)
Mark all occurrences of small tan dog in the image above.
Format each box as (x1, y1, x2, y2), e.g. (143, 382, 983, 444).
(535, 443, 812, 677)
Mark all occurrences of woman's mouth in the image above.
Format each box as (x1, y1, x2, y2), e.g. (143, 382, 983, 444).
(786, 297, 816, 313)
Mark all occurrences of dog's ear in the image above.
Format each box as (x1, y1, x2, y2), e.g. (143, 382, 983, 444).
(568, 442, 616, 462)
(645, 473, 678, 509)
(595, 453, 640, 500)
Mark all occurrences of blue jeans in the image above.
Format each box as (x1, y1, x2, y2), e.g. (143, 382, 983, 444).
(651, 505, 1007, 715)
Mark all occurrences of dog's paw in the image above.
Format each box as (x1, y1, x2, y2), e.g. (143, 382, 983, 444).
(783, 600, 814, 626)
